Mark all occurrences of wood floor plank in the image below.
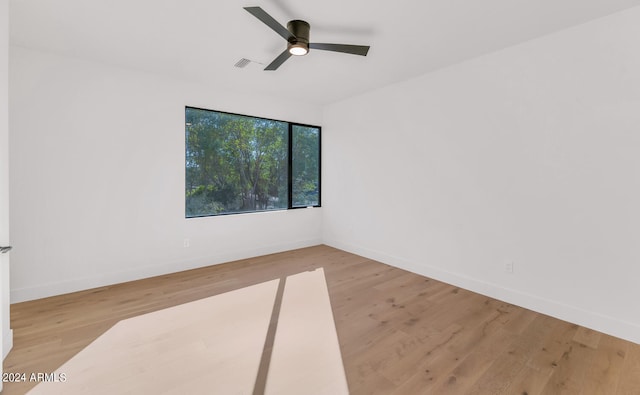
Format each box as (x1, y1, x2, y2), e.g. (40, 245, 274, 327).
(581, 335, 629, 395)
(464, 314, 559, 394)
(389, 324, 465, 394)
(2, 245, 640, 394)
(499, 305, 539, 335)
(540, 341, 597, 393)
(350, 372, 397, 395)
(429, 327, 518, 394)
(506, 319, 578, 395)
(616, 343, 640, 395)
(573, 326, 602, 349)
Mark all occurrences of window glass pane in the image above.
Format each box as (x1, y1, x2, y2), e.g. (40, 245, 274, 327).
(185, 108, 288, 217)
(292, 125, 320, 207)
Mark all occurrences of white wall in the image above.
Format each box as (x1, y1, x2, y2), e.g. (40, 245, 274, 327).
(1, 0, 12, 372)
(9, 46, 323, 302)
(323, 7, 640, 344)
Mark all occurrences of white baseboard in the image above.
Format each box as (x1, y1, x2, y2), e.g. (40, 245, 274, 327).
(11, 239, 323, 303)
(324, 238, 640, 345)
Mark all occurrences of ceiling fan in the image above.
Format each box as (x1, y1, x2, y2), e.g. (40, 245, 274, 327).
(244, 6, 371, 71)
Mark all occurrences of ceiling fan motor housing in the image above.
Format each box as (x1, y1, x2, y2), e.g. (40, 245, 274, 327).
(287, 20, 310, 54)
(243, 6, 371, 69)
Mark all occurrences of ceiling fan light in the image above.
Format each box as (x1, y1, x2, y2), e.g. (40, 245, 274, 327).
(289, 43, 308, 56)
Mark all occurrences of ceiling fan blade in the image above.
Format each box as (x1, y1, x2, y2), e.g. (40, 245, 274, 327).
(309, 43, 370, 56)
(244, 7, 293, 41)
(265, 49, 293, 71)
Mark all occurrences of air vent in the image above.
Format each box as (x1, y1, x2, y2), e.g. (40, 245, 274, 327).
(234, 58, 252, 68)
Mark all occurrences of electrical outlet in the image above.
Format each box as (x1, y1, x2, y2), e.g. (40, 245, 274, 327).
(183, 238, 190, 248)
(504, 261, 514, 274)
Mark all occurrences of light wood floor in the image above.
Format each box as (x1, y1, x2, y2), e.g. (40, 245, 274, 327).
(4, 245, 640, 394)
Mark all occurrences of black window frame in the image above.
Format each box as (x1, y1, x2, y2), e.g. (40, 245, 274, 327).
(185, 106, 321, 218)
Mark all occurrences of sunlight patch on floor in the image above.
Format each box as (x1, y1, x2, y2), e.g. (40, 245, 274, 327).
(28, 268, 347, 395)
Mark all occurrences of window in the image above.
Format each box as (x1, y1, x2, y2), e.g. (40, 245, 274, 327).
(292, 125, 321, 207)
(185, 107, 320, 217)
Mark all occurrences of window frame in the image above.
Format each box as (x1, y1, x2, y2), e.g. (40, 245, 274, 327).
(185, 106, 321, 218)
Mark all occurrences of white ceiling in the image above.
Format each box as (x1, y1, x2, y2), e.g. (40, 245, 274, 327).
(9, 0, 640, 105)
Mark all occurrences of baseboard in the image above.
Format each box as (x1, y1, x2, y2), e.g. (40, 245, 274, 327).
(324, 239, 640, 345)
(11, 238, 323, 303)
(3, 328, 12, 360)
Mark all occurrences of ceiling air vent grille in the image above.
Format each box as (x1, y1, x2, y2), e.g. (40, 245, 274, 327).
(234, 58, 252, 68)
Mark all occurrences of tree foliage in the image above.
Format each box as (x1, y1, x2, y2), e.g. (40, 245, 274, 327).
(186, 109, 287, 216)
(292, 125, 320, 207)
(185, 108, 320, 217)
